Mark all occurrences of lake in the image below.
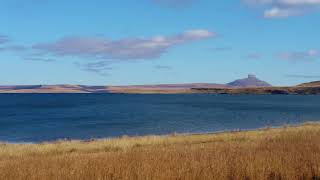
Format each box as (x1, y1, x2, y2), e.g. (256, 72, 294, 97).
(0, 94, 319, 142)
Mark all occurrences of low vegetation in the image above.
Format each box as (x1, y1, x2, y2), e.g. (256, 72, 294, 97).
(193, 86, 320, 95)
(1, 122, 320, 180)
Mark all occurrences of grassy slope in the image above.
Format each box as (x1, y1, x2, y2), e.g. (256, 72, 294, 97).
(0, 122, 320, 180)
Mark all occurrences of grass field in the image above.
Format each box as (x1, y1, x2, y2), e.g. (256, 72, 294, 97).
(0, 122, 320, 180)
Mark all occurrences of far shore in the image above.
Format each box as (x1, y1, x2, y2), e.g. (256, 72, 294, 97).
(1, 84, 320, 94)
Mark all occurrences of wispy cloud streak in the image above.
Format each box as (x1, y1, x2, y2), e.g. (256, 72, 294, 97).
(0, 35, 10, 44)
(276, 49, 319, 61)
(243, 0, 320, 18)
(74, 61, 112, 76)
(245, 53, 262, 60)
(32, 29, 216, 60)
(152, 0, 194, 8)
(155, 65, 172, 70)
(0, 30, 215, 75)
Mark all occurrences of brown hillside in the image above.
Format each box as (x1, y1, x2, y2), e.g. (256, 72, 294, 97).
(298, 81, 320, 87)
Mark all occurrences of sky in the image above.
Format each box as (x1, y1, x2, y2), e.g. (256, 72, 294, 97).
(0, 0, 320, 86)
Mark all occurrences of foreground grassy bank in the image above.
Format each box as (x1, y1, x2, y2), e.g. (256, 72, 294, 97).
(1, 123, 320, 180)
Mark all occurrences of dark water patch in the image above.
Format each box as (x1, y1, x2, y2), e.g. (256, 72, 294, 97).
(0, 94, 319, 142)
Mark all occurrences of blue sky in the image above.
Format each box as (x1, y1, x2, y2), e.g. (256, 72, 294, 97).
(0, 0, 319, 86)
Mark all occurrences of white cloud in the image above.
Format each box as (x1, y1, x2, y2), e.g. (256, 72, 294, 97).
(0, 30, 215, 75)
(33, 29, 216, 60)
(278, 0, 320, 6)
(276, 49, 319, 61)
(243, 0, 320, 18)
(245, 0, 320, 6)
(264, 7, 302, 18)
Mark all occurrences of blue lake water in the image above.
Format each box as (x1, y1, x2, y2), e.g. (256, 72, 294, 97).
(0, 94, 319, 142)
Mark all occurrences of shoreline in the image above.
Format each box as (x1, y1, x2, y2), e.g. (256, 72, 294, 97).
(1, 121, 318, 145)
(1, 121, 318, 144)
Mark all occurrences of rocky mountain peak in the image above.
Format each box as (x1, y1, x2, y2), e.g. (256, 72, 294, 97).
(227, 75, 272, 87)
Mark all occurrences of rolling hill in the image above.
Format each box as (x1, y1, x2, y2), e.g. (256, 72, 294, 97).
(297, 81, 320, 87)
(1, 75, 319, 94)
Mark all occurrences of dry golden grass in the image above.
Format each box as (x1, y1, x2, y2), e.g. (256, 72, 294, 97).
(1, 122, 320, 180)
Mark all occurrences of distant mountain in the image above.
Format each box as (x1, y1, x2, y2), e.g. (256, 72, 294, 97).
(227, 75, 272, 87)
(297, 81, 320, 87)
